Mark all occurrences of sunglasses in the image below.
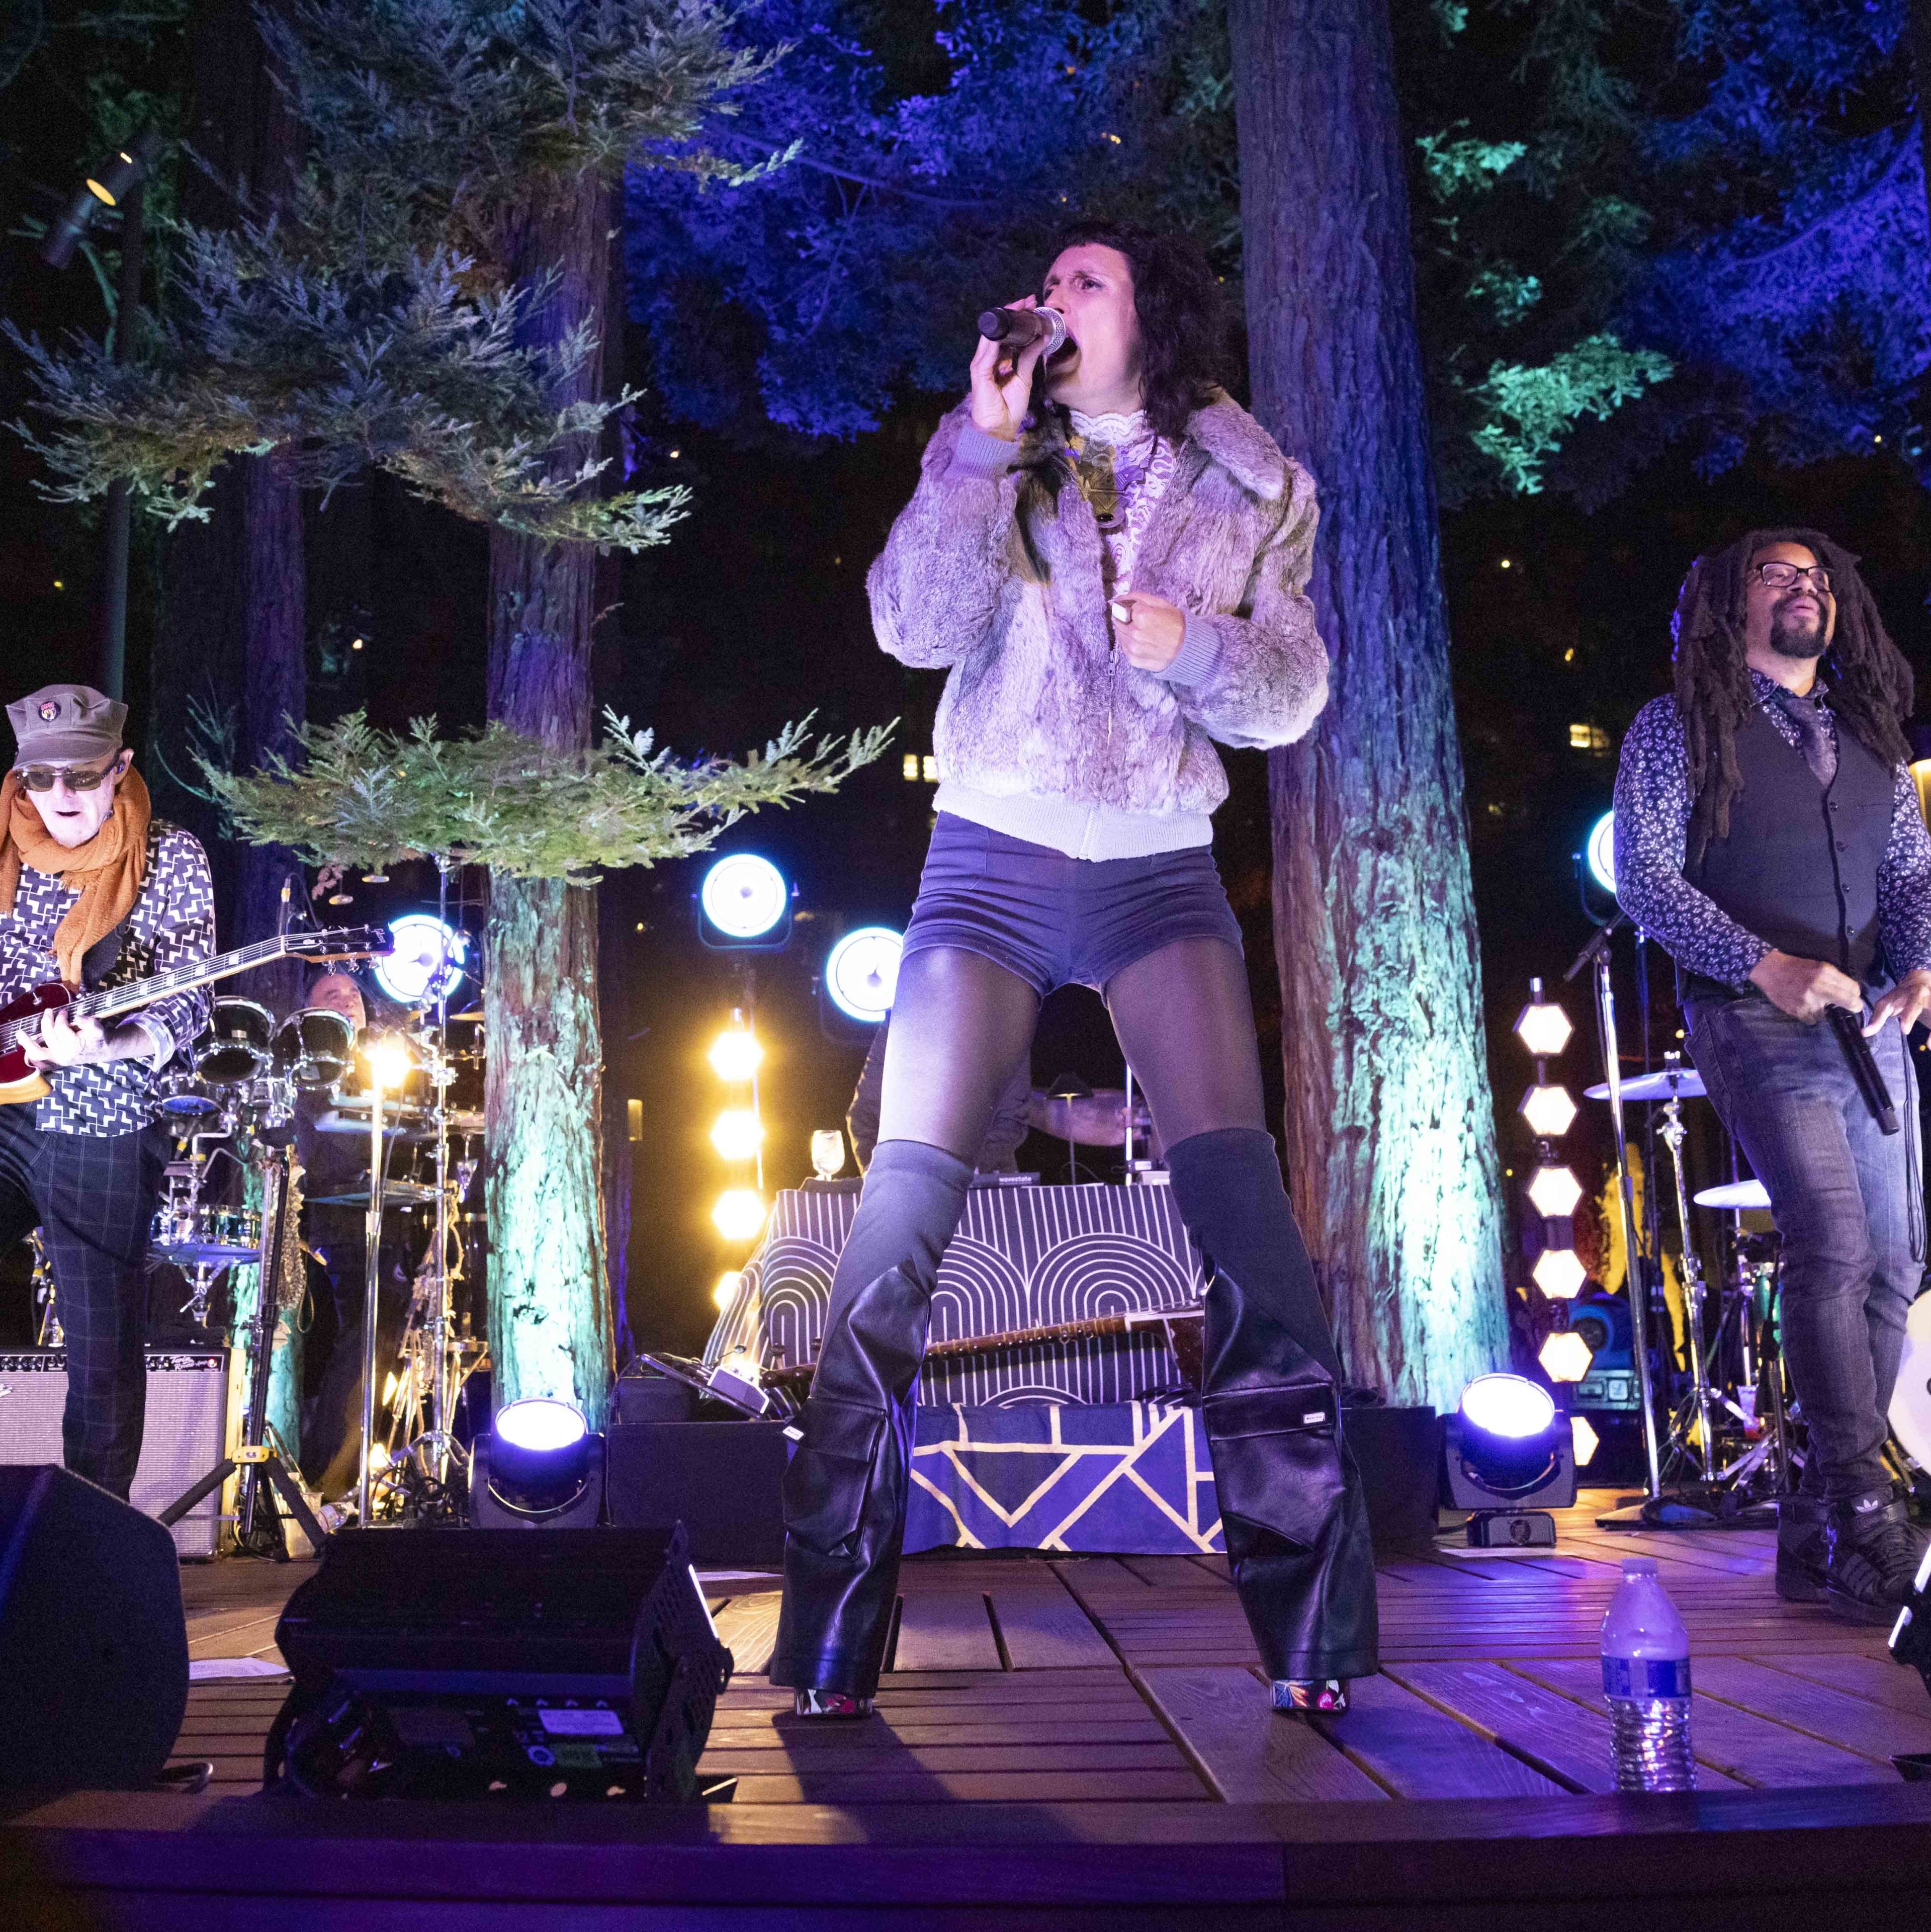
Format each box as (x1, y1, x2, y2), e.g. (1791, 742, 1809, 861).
(13, 759, 121, 793)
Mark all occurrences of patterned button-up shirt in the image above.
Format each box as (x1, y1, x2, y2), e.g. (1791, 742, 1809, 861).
(0, 820, 216, 1136)
(1613, 670, 1931, 990)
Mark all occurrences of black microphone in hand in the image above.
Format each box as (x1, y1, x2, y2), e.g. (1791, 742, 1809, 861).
(977, 305, 1068, 358)
(1828, 1004, 1901, 1135)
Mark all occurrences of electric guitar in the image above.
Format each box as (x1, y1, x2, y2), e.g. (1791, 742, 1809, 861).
(0, 925, 393, 1106)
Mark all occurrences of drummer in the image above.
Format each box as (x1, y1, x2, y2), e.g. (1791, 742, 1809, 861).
(0, 685, 215, 1499)
(292, 971, 416, 1500)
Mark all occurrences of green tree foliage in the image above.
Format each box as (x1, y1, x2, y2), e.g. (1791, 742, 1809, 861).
(202, 708, 891, 876)
(7, 0, 792, 547)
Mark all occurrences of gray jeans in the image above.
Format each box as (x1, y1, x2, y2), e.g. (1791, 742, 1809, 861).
(1688, 993, 1923, 1502)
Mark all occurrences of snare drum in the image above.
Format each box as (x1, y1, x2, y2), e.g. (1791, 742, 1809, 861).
(274, 1006, 355, 1089)
(149, 1203, 264, 1266)
(194, 997, 277, 1084)
(153, 1070, 223, 1121)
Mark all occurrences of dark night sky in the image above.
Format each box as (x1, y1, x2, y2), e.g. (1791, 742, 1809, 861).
(3, 21, 1929, 1373)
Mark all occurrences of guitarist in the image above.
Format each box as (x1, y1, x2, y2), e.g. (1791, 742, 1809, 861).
(0, 685, 215, 1498)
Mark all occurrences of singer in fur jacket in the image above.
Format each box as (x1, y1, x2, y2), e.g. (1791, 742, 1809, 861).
(770, 219, 1379, 1720)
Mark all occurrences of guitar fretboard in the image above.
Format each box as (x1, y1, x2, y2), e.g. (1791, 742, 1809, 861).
(0, 933, 358, 1055)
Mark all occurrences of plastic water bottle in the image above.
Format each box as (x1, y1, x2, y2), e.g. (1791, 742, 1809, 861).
(1600, 1556, 1695, 1791)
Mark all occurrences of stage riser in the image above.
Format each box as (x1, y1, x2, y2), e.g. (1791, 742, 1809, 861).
(706, 1183, 1205, 1406)
(0, 1350, 228, 1557)
(606, 1403, 1440, 1562)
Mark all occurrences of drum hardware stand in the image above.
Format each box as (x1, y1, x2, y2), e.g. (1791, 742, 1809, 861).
(1566, 917, 1671, 1519)
(1653, 1062, 1721, 1482)
(356, 1055, 393, 1527)
(158, 1134, 329, 1558)
(29, 1231, 60, 1348)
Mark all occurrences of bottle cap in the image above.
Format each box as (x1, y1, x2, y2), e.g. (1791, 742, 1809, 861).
(1621, 1556, 1658, 1576)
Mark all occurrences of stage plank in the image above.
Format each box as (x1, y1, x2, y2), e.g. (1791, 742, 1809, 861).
(1693, 1656, 1931, 1763)
(1317, 1670, 1568, 1800)
(713, 1591, 780, 1678)
(891, 1591, 1005, 1673)
(1748, 1651, 1931, 1718)
(1510, 1656, 1899, 1788)
(985, 1584, 1119, 1670)
(1134, 1665, 1388, 1802)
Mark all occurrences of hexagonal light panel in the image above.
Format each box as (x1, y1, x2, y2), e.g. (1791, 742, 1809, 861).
(1526, 1163, 1585, 1218)
(1514, 999, 1573, 1059)
(1532, 1247, 1587, 1299)
(1570, 1414, 1601, 1466)
(1538, 1329, 1596, 1383)
(1519, 1082, 1578, 1138)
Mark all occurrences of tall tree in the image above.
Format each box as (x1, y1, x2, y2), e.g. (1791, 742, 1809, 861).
(1228, 0, 1509, 1408)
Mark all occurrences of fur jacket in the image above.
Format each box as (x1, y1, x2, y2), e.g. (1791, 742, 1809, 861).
(866, 390, 1329, 821)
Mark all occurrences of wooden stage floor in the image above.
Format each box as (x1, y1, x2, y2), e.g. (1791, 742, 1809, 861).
(13, 1490, 1931, 1926)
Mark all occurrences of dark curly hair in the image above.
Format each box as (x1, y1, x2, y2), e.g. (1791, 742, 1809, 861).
(1671, 527, 1913, 860)
(1037, 219, 1227, 442)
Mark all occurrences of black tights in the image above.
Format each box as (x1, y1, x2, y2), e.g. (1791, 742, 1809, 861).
(877, 937, 1267, 1160)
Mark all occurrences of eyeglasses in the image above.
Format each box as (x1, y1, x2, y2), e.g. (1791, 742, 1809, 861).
(1753, 561, 1832, 595)
(13, 760, 119, 793)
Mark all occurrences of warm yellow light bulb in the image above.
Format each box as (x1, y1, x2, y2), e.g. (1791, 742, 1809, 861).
(1538, 1330, 1595, 1383)
(713, 1270, 744, 1310)
(1514, 1000, 1573, 1059)
(712, 1188, 766, 1242)
(1532, 1248, 1587, 1299)
(1526, 1164, 1584, 1218)
(711, 1108, 764, 1160)
(1519, 1083, 1578, 1138)
(1570, 1415, 1601, 1466)
(709, 1028, 763, 1081)
(364, 1037, 413, 1091)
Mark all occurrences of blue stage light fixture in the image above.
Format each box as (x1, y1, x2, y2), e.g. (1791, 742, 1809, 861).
(1443, 1372, 1576, 1546)
(471, 1396, 604, 1527)
(372, 912, 467, 1007)
(696, 853, 793, 951)
(824, 927, 904, 1024)
(1586, 811, 1616, 894)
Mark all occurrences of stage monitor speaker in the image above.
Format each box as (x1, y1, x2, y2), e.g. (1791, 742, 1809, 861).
(0, 1349, 229, 1557)
(269, 1524, 733, 1802)
(0, 1465, 190, 1792)
(607, 1421, 787, 1567)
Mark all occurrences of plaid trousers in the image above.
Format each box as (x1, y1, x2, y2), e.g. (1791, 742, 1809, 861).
(0, 1101, 166, 1498)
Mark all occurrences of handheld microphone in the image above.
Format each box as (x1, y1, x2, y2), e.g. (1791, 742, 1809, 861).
(1827, 1004, 1901, 1135)
(977, 305, 1068, 359)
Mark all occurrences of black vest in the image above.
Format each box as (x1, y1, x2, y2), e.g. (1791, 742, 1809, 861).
(1682, 703, 1894, 1002)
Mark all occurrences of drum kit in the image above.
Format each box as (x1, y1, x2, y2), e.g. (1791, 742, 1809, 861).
(142, 922, 488, 1542)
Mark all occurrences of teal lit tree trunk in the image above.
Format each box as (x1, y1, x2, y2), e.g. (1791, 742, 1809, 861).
(1229, 0, 1508, 1411)
(482, 172, 613, 1424)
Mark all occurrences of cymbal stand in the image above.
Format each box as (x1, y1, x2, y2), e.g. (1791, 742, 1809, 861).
(356, 1067, 390, 1526)
(1654, 1068, 1717, 1479)
(29, 1231, 59, 1347)
(158, 1133, 327, 1556)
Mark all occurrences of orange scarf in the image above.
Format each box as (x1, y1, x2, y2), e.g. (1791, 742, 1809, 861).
(0, 766, 151, 984)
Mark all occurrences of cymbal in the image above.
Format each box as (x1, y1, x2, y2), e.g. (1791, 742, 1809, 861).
(1022, 1087, 1154, 1148)
(308, 1182, 443, 1207)
(310, 1107, 435, 1141)
(1693, 1178, 1771, 1212)
(1584, 1067, 1706, 1102)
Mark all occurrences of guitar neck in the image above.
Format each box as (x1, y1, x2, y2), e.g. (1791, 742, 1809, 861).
(0, 934, 295, 1054)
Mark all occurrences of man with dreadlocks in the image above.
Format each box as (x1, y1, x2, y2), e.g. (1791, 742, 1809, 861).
(1614, 529, 1931, 1623)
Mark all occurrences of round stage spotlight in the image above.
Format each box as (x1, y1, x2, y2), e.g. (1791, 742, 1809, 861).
(372, 912, 467, 1007)
(483, 1397, 595, 1518)
(1586, 811, 1616, 894)
(698, 853, 792, 949)
(824, 926, 904, 1023)
(1459, 1373, 1556, 1442)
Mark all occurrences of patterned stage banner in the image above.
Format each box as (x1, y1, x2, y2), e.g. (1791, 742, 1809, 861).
(905, 1401, 1225, 1555)
(704, 1181, 1207, 1407)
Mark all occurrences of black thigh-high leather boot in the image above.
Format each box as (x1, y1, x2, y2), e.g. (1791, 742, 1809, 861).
(769, 1138, 973, 1698)
(1166, 1127, 1379, 1686)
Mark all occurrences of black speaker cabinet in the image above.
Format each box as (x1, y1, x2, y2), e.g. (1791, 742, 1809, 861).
(269, 1525, 733, 1801)
(606, 1421, 788, 1567)
(0, 1465, 190, 1791)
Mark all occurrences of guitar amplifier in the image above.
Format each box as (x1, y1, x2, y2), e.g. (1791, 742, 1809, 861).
(0, 1349, 230, 1558)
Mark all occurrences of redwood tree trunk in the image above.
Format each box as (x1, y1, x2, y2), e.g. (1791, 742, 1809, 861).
(1228, 0, 1508, 1410)
(482, 174, 613, 1424)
